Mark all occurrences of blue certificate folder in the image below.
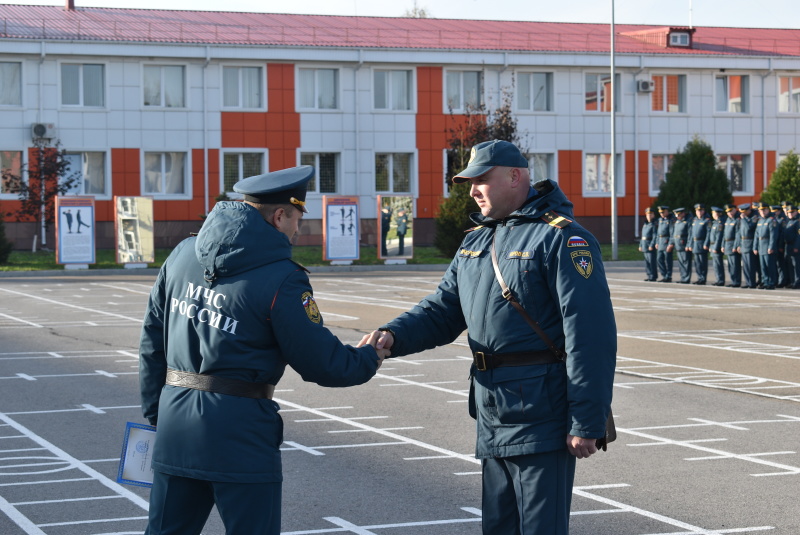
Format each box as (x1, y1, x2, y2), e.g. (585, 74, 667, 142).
(117, 422, 157, 488)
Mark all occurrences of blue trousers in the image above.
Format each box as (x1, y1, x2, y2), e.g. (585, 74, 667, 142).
(693, 251, 708, 282)
(481, 450, 576, 535)
(742, 251, 758, 287)
(758, 252, 777, 288)
(711, 253, 725, 284)
(643, 249, 657, 280)
(146, 471, 281, 535)
(725, 252, 741, 286)
(676, 250, 693, 282)
(656, 248, 673, 279)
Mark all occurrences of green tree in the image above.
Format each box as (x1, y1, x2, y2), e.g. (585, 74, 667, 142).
(1, 138, 79, 251)
(655, 136, 732, 212)
(434, 90, 524, 256)
(402, 0, 430, 17)
(761, 151, 800, 206)
(0, 213, 12, 264)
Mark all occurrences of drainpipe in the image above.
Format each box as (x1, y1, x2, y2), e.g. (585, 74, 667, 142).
(760, 58, 773, 192)
(203, 46, 210, 216)
(38, 41, 46, 250)
(355, 50, 362, 197)
(633, 56, 645, 238)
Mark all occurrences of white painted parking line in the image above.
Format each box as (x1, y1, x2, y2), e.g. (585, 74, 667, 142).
(619, 328, 800, 360)
(0, 312, 42, 328)
(0, 288, 143, 323)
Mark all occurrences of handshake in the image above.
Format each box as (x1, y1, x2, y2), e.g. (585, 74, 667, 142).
(356, 329, 395, 369)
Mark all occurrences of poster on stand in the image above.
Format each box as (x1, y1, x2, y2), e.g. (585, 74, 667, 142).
(377, 195, 414, 261)
(115, 196, 155, 265)
(322, 196, 360, 262)
(55, 197, 96, 265)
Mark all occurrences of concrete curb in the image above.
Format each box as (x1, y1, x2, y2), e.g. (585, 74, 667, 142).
(0, 260, 645, 277)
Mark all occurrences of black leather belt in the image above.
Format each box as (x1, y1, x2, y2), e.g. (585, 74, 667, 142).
(165, 369, 275, 399)
(473, 350, 564, 372)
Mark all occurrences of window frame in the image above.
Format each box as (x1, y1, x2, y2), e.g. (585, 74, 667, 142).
(299, 151, 340, 194)
(372, 68, 415, 112)
(220, 149, 268, 198)
(140, 150, 191, 199)
(582, 152, 625, 197)
(296, 67, 341, 111)
(650, 73, 686, 114)
(221, 64, 266, 110)
(714, 74, 750, 114)
(649, 153, 675, 196)
(444, 69, 484, 113)
(0, 149, 25, 199)
(584, 72, 621, 113)
(142, 63, 188, 109)
(778, 75, 800, 114)
(516, 71, 554, 113)
(716, 154, 752, 196)
(60, 61, 107, 109)
(526, 152, 556, 184)
(374, 152, 414, 194)
(0, 61, 23, 108)
(61, 150, 111, 199)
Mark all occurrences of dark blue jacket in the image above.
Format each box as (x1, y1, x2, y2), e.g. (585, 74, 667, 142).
(139, 201, 379, 483)
(381, 180, 616, 459)
(640, 219, 657, 251)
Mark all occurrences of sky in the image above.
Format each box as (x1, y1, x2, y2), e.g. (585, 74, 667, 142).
(8, 0, 800, 29)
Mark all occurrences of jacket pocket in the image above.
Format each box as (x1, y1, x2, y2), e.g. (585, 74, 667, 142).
(491, 365, 552, 424)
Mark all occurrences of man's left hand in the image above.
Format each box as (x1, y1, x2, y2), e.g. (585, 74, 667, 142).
(567, 434, 598, 459)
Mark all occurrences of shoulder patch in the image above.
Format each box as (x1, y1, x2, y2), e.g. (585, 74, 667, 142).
(567, 236, 589, 248)
(570, 250, 594, 279)
(541, 211, 573, 229)
(301, 291, 322, 324)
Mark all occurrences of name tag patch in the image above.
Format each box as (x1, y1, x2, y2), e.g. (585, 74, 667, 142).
(506, 250, 533, 260)
(570, 250, 594, 279)
(458, 249, 483, 258)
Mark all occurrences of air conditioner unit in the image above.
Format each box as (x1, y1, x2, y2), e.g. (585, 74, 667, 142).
(637, 80, 655, 93)
(31, 123, 56, 139)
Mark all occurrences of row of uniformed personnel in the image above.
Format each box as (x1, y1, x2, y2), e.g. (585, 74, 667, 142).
(640, 201, 800, 289)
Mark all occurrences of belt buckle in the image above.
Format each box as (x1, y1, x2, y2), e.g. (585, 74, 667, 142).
(475, 351, 487, 372)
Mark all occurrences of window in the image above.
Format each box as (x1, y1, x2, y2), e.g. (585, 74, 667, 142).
(375, 153, 412, 193)
(650, 154, 674, 194)
(585, 73, 619, 112)
(518, 72, 553, 111)
(143, 65, 185, 108)
(651, 75, 686, 113)
(374, 70, 412, 111)
(0, 62, 22, 106)
(61, 64, 105, 107)
(584, 153, 623, 195)
(0, 150, 22, 194)
(717, 154, 750, 194)
(445, 70, 482, 111)
(300, 153, 338, 193)
(222, 152, 265, 194)
(298, 68, 338, 110)
(670, 32, 690, 46)
(778, 76, 800, 113)
(223, 66, 263, 109)
(527, 153, 554, 183)
(62, 152, 107, 196)
(143, 152, 188, 196)
(715, 75, 749, 113)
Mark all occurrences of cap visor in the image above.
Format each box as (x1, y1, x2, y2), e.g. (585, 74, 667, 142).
(452, 165, 494, 184)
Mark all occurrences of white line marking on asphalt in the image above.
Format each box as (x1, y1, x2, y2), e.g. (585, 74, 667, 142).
(0, 288, 143, 323)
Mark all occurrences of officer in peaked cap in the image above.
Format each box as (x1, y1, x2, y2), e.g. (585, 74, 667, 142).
(769, 205, 787, 286)
(783, 202, 800, 288)
(671, 207, 692, 283)
(689, 203, 711, 284)
(655, 205, 674, 282)
(722, 203, 741, 286)
(708, 207, 727, 285)
(139, 164, 385, 534)
(640, 207, 658, 281)
(736, 202, 759, 288)
(233, 165, 313, 213)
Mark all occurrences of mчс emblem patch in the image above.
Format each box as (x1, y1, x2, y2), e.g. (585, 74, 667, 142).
(570, 250, 593, 279)
(301, 291, 321, 324)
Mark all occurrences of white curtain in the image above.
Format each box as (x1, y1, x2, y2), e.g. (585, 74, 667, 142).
(0, 62, 21, 106)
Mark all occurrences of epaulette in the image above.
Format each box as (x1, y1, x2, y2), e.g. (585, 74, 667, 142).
(291, 259, 310, 273)
(464, 225, 486, 233)
(541, 211, 572, 229)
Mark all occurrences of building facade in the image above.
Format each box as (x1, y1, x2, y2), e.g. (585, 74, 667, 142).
(1, 5, 799, 248)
